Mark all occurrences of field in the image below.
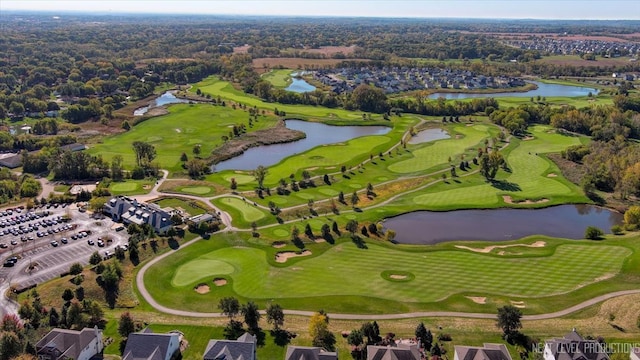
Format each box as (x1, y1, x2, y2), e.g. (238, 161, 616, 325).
(109, 179, 155, 196)
(252, 58, 369, 72)
(88, 103, 280, 173)
(261, 69, 294, 88)
(538, 54, 637, 67)
(143, 232, 639, 315)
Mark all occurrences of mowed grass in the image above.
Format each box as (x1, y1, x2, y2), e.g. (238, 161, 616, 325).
(145, 236, 633, 314)
(262, 69, 294, 88)
(108, 180, 154, 195)
(154, 197, 209, 216)
(88, 103, 279, 173)
(213, 197, 267, 223)
(192, 76, 386, 122)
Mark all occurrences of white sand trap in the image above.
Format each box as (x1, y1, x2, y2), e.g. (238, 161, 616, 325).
(306, 167, 319, 171)
(466, 296, 487, 304)
(314, 238, 326, 243)
(275, 250, 312, 263)
(547, 173, 558, 177)
(511, 300, 526, 308)
(175, 128, 182, 133)
(272, 241, 286, 248)
(523, 136, 534, 141)
(502, 195, 549, 204)
(213, 278, 227, 286)
(195, 284, 210, 294)
(390, 274, 407, 280)
(291, 267, 304, 271)
(455, 135, 462, 139)
(325, 166, 336, 169)
(456, 241, 546, 254)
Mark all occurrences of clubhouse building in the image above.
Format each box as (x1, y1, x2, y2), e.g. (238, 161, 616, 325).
(103, 196, 175, 234)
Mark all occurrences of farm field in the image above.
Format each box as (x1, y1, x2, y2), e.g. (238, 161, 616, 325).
(88, 103, 279, 173)
(143, 232, 639, 315)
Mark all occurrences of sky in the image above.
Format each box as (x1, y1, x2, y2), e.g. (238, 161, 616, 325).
(2, 0, 639, 20)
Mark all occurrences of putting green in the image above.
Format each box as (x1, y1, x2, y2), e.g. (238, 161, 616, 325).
(224, 198, 266, 222)
(273, 229, 289, 237)
(180, 186, 213, 195)
(110, 183, 139, 192)
(156, 243, 629, 303)
(223, 174, 254, 185)
(173, 259, 235, 287)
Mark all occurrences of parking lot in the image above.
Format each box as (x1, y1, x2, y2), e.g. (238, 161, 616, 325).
(0, 203, 127, 291)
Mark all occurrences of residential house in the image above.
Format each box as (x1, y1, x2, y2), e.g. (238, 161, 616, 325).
(366, 343, 421, 360)
(454, 343, 512, 360)
(285, 346, 338, 360)
(543, 329, 609, 360)
(103, 196, 174, 234)
(122, 328, 181, 360)
(36, 327, 103, 360)
(202, 332, 256, 360)
(0, 153, 22, 169)
(631, 348, 640, 360)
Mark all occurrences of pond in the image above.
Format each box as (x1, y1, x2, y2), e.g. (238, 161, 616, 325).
(285, 72, 316, 93)
(407, 128, 450, 144)
(213, 120, 390, 171)
(134, 91, 190, 116)
(427, 81, 598, 100)
(384, 205, 623, 244)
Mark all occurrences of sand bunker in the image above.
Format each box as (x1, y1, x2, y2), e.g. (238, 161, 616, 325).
(275, 250, 312, 263)
(195, 284, 210, 294)
(510, 300, 526, 308)
(456, 241, 546, 254)
(175, 128, 182, 133)
(291, 267, 304, 271)
(213, 278, 227, 286)
(455, 134, 462, 139)
(547, 173, 558, 177)
(306, 167, 319, 171)
(502, 195, 549, 204)
(272, 241, 286, 248)
(390, 274, 408, 280)
(466, 296, 487, 304)
(314, 238, 326, 243)
(523, 136, 534, 141)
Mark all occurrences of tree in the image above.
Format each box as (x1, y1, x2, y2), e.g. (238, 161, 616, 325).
(223, 320, 245, 340)
(585, 226, 604, 240)
(218, 297, 240, 319)
(241, 301, 261, 332)
(69, 263, 83, 275)
(338, 191, 345, 204)
(253, 165, 268, 189)
(361, 321, 382, 345)
(132, 141, 156, 168)
(496, 305, 522, 336)
(309, 311, 335, 351)
(415, 322, 433, 351)
(0, 332, 22, 360)
(350, 191, 360, 208)
(110, 155, 124, 181)
(624, 206, 640, 229)
(479, 151, 504, 180)
(180, 152, 188, 162)
(49, 307, 60, 327)
(351, 84, 388, 113)
(345, 219, 359, 236)
(62, 288, 74, 302)
(192, 144, 201, 156)
(321, 224, 331, 239)
(266, 303, 285, 330)
(117, 312, 136, 338)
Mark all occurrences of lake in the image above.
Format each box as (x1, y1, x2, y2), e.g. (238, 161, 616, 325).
(384, 205, 623, 244)
(427, 81, 598, 100)
(134, 91, 189, 116)
(408, 128, 450, 144)
(285, 72, 316, 93)
(213, 120, 390, 171)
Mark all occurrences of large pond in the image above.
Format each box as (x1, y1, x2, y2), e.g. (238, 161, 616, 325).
(384, 205, 623, 244)
(285, 72, 316, 93)
(134, 91, 189, 116)
(214, 120, 390, 171)
(408, 128, 450, 144)
(427, 81, 598, 100)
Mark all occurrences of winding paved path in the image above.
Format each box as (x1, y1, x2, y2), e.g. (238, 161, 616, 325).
(136, 233, 640, 320)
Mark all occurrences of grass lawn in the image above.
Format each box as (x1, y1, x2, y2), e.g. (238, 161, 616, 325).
(192, 76, 388, 123)
(88, 103, 279, 173)
(212, 197, 269, 225)
(144, 232, 639, 314)
(262, 69, 294, 88)
(109, 180, 155, 196)
(154, 197, 209, 216)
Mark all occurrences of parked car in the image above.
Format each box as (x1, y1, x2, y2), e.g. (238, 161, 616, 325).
(0, 243, 6, 248)
(87, 239, 94, 245)
(50, 240, 59, 247)
(61, 238, 68, 244)
(97, 239, 105, 247)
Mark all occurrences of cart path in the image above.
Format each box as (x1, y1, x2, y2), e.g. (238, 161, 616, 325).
(136, 235, 640, 320)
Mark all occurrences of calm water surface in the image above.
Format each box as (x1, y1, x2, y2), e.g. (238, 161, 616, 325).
(134, 91, 189, 116)
(385, 205, 623, 244)
(408, 128, 450, 144)
(285, 72, 316, 93)
(428, 81, 598, 100)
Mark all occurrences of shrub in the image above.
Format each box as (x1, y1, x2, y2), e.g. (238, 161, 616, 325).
(610, 225, 623, 235)
(69, 263, 83, 275)
(585, 226, 604, 240)
(438, 333, 452, 341)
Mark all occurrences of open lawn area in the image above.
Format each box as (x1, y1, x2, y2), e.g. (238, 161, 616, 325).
(154, 197, 210, 216)
(192, 76, 388, 123)
(262, 69, 294, 88)
(143, 232, 639, 315)
(88, 103, 279, 173)
(109, 179, 155, 196)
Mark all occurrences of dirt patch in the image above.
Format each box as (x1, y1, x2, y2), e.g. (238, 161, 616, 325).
(390, 274, 408, 280)
(213, 278, 227, 286)
(195, 284, 210, 294)
(547, 173, 558, 177)
(142, 185, 151, 190)
(523, 136, 534, 141)
(272, 241, 286, 248)
(455, 135, 462, 139)
(233, 44, 251, 54)
(314, 238, 326, 243)
(466, 296, 487, 304)
(456, 241, 546, 254)
(146, 107, 169, 117)
(502, 195, 549, 204)
(275, 250, 312, 263)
